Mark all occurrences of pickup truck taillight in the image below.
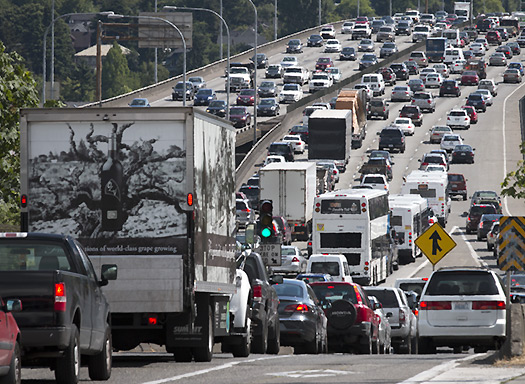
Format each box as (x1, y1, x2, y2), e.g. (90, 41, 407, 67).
(252, 284, 263, 302)
(55, 283, 66, 312)
(399, 309, 406, 324)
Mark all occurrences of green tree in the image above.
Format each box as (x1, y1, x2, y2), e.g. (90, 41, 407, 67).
(101, 41, 134, 99)
(336, 0, 375, 18)
(0, 41, 39, 226)
(501, 143, 525, 200)
(60, 61, 96, 102)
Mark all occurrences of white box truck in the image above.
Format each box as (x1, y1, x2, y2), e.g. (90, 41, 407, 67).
(259, 162, 316, 241)
(454, 2, 470, 18)
(19, 107, 251, 362)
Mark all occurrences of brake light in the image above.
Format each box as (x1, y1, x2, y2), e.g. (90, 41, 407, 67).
(399, 309, 406, 324)
(419, 301, 452, 310)
(428, 100, 431, 104)
(472, 301, 505, 310)
(252, 284, 263, 302)
(55, 283, 66, 312)
(241, 208, 251, 212)
(292, 257, 300, 263)
(284, 304, 310, 312)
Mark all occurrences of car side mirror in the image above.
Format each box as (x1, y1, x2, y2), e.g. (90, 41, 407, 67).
(269, 274, 284, 285)
(4, 299, 22, 313)
(376, 132, 380, 135)
(100, 264, 118, 286)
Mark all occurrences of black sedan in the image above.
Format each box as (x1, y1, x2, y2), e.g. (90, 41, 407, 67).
(340, 47, 357, 61)
(206, 100, 227, 117)
(450, 144, 475, 164)
(307, 34, 324, 47)
(274, 279, 328, 354)
(257, 98, 280, 116)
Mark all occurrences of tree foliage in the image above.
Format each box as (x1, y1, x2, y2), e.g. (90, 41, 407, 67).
(501, 143, 525, 200)
(0, 41, 39, 226)
(101, 41, 136, 99)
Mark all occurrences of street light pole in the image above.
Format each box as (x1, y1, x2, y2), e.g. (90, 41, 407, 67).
(154, 0, 158, 84)
(274, 0, 278, 40)
(108, 13, 187, 106)
(220, 0, 223, 60)
(357, 0, 360, 17)
(164, 5, 231, 119)
(247, 0, 258, 145)
(319, 0, 322, 26)
(42, 11, 114, 104)
(51, 0, 55, 99)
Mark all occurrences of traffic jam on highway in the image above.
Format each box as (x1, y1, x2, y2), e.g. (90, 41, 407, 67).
(229, 10, 525, 358)
(6, 8, 525, 384)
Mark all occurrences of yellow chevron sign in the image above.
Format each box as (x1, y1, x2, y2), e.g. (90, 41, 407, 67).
(498, 216, 525, 272)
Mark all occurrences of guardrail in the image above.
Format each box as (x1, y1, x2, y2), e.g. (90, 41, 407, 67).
(81, 20, 350, 109)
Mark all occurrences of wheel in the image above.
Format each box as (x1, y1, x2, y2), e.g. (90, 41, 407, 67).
(193, 306, 214, 362)
(463, 195, 467, 201)
(251, 319, 268, 354)
(305, 332, 319, 354)
(232, 317, 251, 358)
(173, 348, 193, 362)
(56, 325, 80, 384)
(266, 321, 280, 354)
(0, 342, 21, 384)
(88, 328, 112, 380)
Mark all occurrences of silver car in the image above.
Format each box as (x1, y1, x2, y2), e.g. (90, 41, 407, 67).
(411, 91, 436, 113)
(236, 199, 255, 228)
(391, 85, 413, 102)
(273, 246, 307, 275)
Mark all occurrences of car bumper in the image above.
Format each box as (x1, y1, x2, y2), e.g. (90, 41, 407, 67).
(279, 317, 317, 345)
(21, 326, 72, 349)
(389, 323, 411, 340)
(418, 320, 506, 341)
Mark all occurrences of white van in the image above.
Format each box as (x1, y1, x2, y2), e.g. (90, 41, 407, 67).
(361, 73, 385, 96)
(306, 254, 353, 282)
(443, 29, 462, 47)
(444, 47, 464, 65)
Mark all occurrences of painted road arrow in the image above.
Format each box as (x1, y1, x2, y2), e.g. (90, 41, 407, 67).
(415, 223, 457, 266)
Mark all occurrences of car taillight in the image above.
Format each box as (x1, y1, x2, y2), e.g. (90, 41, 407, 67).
(422, 162, 428, 166)
(399, 309, 406, 324)
(428, 100, 431, 104)
(252, 284, 263, 302)
(472, 301, 505, 310)
(284, 304, 310, 312)
(419, 301, 451, 310)
(55, 283, 66, 312)
(292, 257, 300, 263)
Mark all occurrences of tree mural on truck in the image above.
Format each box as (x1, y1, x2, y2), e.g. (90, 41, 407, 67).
(28, 121, 187, 244)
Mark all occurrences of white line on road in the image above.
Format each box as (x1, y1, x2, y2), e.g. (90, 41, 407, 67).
(501, 80, 525, 216)
(141, 355, 289, 384)
(397, 353, 483, 384)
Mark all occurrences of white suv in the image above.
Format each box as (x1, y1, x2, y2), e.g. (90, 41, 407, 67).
(418, 267, 506, 354)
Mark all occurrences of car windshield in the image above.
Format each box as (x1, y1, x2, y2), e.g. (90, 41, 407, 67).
(448, 174, 465, 181)
(364, 289, 399, 307)
(383, 43, 396, 48)
(381, 129, 401, 137)
(209, 101, 225, 108)
(395, 118, 410, 124)
(260, 82, 274, 88)
(239, 186, 259, 197)
(130, 99, 147, 106)
(189, 77, 202, 83)
(360, 39, 372, 44)
(281, 248, 297, 256)
(363, 176, 385, 183)
(230, 107, 246, 114)
(328, 68, 340, 74)
(283, 84, 298, 91)
(175, 82, 190, 89)
(310, 262, 340, 276)
(342, 47, 355, 53)
(274, 282, 304, 298)
(230, 68, 248, 74)
(425, 271, 499, 295)
(259, 99, 274, 106)
(240, 89, 255, 96)
(0, 243, 72, 271)
(289, 40, 300, 45)
(318, 58, 331, 63)
(443, 135, 460, 141)
(312, 284, 357, 304)
(449, 111, 466, 116)
(268, 65, 280, 70)
(454, 145, 471, 151)
(362, 54, 376, 61)
(197, 89, 213, 96)
(282, 57, 295, 62)
(414, 93, 430, 99)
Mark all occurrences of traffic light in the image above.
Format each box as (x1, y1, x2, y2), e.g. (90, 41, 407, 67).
(259, 200, 275, 240)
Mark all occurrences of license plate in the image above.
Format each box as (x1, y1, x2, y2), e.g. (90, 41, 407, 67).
(461, 153, 466, 156)
(452, 184, 458, 188)
(373, 112, 378, 115)
(388, 144, 393, 147)
(453, 301, 470, 310)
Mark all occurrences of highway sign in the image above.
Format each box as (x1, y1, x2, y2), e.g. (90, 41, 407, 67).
(498, 216, 525, 271)
(415, 223, 457, 265)
(138, 12, 193, 50)
(259, 242, 282, 266)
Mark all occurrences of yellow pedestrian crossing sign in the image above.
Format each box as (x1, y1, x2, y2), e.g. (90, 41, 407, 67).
(415, 223, 457, 265)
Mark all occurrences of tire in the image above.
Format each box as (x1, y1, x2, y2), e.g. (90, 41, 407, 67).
(0, 342, 21, 384)
(418, 337, 436, 354)
(266, 321, 280, 355)
(251, 319, 268, 354)
(359, 332, 372, 354)
(305, 332, 318, 354)
(232, 315, 251, 357)
(88, 328, 112, 380)
(173, 348, 193, 362)
(193, 307, 214, 362)
(463, 195, 467, 201)
(56, 325, 80, 384)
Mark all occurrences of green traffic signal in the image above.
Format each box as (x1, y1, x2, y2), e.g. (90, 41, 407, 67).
(261, 227, 272, 238)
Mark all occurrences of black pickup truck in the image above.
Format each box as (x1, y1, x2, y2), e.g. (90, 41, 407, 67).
(0, 232, 117, 384)
(237, 252, 281, 354)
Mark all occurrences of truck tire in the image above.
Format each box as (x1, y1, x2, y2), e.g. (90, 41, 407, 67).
(56, 325, 80, 384)
(193, 307, 214, 362)
(173, 348, 193, 362)
(251, 319, 268, 354)
(266, 321, 280, 354)
(0, 341, 20, 384)
(88, 328, 112, 380)
(232, 316, 251, 358)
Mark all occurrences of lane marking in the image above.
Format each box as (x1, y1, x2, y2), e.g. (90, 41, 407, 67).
(397, 353, 484, 384)
(501, 80, 525, 215)
(268, 369, 353, 378)
(141, 355, 289, 384)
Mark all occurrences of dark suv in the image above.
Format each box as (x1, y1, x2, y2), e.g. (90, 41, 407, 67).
(486, 30, 502, 45)
(466, 204, 498, 234)
(311, 282, 379, 354)
(448, 173, 467, 200)
(367, 98, 389, 120)
(399, 105, 423, 126)
(268, 142, 295, 162)
(390, 63, 409, 80)
(440, 79, 461, 97)
(378, 127, 406, 153)
(466, 93, 487, 112)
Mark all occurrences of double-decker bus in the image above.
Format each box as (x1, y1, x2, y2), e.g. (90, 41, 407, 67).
(312, 189, 394, 286)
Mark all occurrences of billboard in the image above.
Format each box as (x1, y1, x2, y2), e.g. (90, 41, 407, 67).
(138, 12, 193, 50)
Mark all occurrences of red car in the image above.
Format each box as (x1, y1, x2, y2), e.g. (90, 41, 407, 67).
(315, 57, 334, 71)
(461, 70, 480, 86)
(0, 297, 21, 383)
(236, 89, 256, 106)
(310, 282, 380, 354)
(486, 30, 502, 45)
(461, 105, 478, 124)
